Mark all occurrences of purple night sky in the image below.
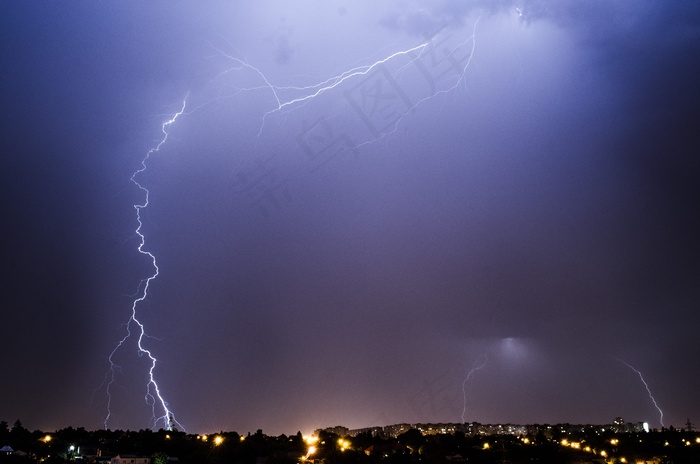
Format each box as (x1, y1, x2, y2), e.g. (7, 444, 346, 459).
(1, 1, 698, 435)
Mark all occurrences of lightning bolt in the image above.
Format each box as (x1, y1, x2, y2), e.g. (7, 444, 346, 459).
(209, 16, 480, 147)
(208, 40, 430, 140)
(461, 353, 488, 424)
(615, 358, 665, 428)
(103, 95, 189, 431)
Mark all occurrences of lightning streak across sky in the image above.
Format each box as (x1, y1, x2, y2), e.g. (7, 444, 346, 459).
(615, 358, 665, 428)
(102, 95, 189, 431)
(208, 40, 430, 140)
(209, 17, 480, 146)
(461, 353, 488, 424)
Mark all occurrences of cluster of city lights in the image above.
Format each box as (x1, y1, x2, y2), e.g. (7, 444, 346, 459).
(560, 438, 605, 456)
(337, 438, 351, 451)
(302, 435, 319, 461)
(299, 434, 353, 460)
(195, 434, 224, 446)
(556, 436, 700, 463)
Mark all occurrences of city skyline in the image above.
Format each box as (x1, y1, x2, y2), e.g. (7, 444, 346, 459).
(0, 415, 678, 436)
(4, 417, 699, 464)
